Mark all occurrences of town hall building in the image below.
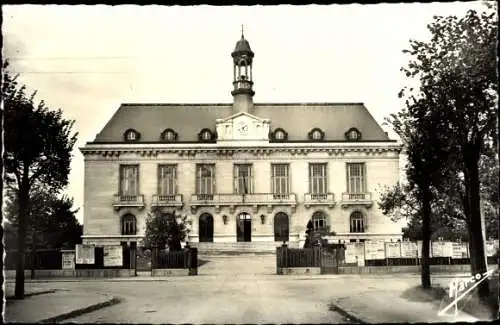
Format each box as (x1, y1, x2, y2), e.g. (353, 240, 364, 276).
(80, 31, 403, 252)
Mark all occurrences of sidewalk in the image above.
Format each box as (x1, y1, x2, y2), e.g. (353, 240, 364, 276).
(4, 287, 119, 323)
(330, 279, 484, 323)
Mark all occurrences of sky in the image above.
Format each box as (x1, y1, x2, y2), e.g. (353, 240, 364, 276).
(2, 2, 491, 224)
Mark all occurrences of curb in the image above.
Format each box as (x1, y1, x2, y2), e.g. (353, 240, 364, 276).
(39, 296, 122, 323)
(328, 302, 367, 324)
(6, 289, 58, 300)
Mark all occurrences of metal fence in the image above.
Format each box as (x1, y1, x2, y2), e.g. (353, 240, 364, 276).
(151, 247, 198, 271)
(277, 243, 498, 274)
(4, 249, 62, 270)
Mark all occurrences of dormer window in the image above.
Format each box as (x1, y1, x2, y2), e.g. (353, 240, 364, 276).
(198, 128, 215, 142)
(272, 128, 288, 142)
(161, 128, 177, 142)
(124, 129, 140, 142)
(308, 128, 325, 141)
(345, 128, 361, 141)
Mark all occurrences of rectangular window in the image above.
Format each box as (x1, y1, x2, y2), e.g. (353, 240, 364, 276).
(234, 164, 253, 194)
(309, 163, 327, 198)
(271, 164, 290, 199)
(346, 163, 366, 193)
(158, 165, 177, 198)
(196, 164, 215, 199)
(120, 165, 139, 198)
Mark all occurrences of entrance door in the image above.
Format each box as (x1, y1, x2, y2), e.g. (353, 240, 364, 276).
(274, 212, 289, 242)
(237, 213, 252, 242)
(199, 213, 214, 242)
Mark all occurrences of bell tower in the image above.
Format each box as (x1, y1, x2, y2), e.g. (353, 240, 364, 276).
(231, 26, 255, 114)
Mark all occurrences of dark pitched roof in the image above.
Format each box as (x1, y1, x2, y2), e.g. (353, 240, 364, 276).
(91, 102, 391, 143)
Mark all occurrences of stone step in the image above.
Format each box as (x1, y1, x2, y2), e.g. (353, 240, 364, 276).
(192, 241, 300, 254)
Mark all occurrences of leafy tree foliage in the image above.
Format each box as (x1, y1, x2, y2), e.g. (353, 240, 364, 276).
(383, 6, 497, 297)
(2, 61, 78, 299)
(4, 186, 83, 250)
(143, 208, 191, 251)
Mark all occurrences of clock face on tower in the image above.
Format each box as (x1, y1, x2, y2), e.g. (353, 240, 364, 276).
(237, 122, 249, 136)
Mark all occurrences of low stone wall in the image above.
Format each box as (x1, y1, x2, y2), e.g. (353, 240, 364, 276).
(338, 264, 472, 274)
(151, 268, 190, 276)
(4, 269, 135, 278)
(277, 267, 321, 275)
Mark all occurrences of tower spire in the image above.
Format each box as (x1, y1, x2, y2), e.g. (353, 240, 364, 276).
(231, 28, 255, 114)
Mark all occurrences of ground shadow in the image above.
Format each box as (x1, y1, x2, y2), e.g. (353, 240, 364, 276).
(198, 258, 210, 267)
(400, 278, 498, 321)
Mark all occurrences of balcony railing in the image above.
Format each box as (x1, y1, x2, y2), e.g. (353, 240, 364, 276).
(112, 194, 145, 211)
(340, 192, 373, 208)
(151, 194, 183, 208)
(190, 193, 297, 213)
(304, 193, 336, 209)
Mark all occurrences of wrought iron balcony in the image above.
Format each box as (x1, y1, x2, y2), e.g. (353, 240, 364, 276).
(151, 194, 183, 208)
(304, 193, 336, 209)
(112, 194, 145, 211)
(189, 193, 297, 213)
(340, 192, 373, 209)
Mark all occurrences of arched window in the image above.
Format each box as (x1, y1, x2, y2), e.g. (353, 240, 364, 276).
(308, 128, 325, 141)
(124, 129, 140, 142)
(345, 128, 361, 141)
(199, 129, 214, 142)
(272, 128, 288, 141)
(161, 129, 177, 142)
(122, 214, 137, 235)
(312, 211, 328, 232)
(350, 211, 365, 233)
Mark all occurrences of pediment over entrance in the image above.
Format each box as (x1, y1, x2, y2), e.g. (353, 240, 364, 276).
(216, 112, 270, 141)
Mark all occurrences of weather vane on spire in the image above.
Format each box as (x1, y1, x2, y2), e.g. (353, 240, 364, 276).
(241, 24, 244, 38)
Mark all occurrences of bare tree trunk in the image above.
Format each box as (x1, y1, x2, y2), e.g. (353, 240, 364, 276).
(464, 144, 489, 300)
(421, 185, 432, 289)
(15, 173, 29, 299)
(31, 230, 36, 280)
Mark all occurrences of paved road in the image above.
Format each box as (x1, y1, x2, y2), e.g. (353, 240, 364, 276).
(7, 254, 488, 324)
(61, 254, 347, 323)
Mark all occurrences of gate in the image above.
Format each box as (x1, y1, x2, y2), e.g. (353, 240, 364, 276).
(136, 247, 152, 275)
(320, 245, 345, 274)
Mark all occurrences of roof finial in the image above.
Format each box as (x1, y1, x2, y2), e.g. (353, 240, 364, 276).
(241, 24, 244, 39)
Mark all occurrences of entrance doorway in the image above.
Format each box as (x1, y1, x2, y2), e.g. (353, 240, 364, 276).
(199, 213, 214, 242)
(237, 213, 252, 242)
(274, 212, 289, 242)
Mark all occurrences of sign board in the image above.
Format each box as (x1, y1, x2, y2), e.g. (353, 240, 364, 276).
(364, 240, 385, 260)
(485, 240, 497, 257)
(385, 242, 401, 258)
(400, 241, 418, 258)
(451, 242, 469, 258)
(75, 244, 95, 264)
(62, 251, 75, 269)
(344, 242, 365, 264)
(344, 243, 358, 264)
(104, 246, 123, 267)
(432, 241, 451, 257)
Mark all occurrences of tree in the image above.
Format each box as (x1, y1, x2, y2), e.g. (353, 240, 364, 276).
(4, 187, 83, 250)
(386, 5, 497, 297)
(3, 61, 78, 299)
(143, 208, 191, 251)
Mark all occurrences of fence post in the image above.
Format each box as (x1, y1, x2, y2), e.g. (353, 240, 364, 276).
(188, 247, 198, 276)
(283, 244, 289, 268)
(276, 247, 282, 274)
(313, 246, 321, 267)
(151, 247, 157, 270)
(184, 249, 190, 269)
(130, 242, 137, 273)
